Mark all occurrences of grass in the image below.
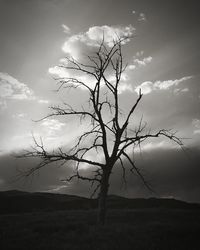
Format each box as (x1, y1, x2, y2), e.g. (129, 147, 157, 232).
(0, 208, 200, 250)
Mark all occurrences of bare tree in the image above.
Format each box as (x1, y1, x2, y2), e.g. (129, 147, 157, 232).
(19, 38, 183, 225)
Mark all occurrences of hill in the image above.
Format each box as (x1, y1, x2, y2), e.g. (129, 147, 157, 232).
(0, 190, 200, 249)
(0, 190, 199, 214)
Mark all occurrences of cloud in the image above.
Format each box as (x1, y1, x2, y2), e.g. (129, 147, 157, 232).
(138, 13, 146, 21)
(154, 76, 193, 90)
(4, 118, 83, 154)
(62, 35, 83, 60)
(38, 99, 49, 104)
(174, 87, 189, 95)
(5, 119, 68, 153)
(49, 25, 136, 94)
(108, 72, 129, 83)
(49, 66, 98, 90)
(192, 119, 200, 128)
(0, 154, 71, 193)
(118, 83, 133, 94)
(127, 53, 152, 70)
(61, 24, 71, 34)
(41, 118, 66, 136)
(48, 66, 69, 78)
(138, 139, 180, 152)
(136, 51, 144, 57)
(0, 72, 35, 105)
(1, 146, 200, 202)
(181, 88, 189, 92)
(127, 64, 136, 70)
(49, 65, 132, 94)
(135, 81, 153, 95)
(135, 76, 193, 95)
(192, 119, 200, 134)
(62, 25, 135, 59)
(34, 118, 88, 151)
(112, 147, 200, 202)
(86, 25, 134, 46)
(134, 56, 152, 66)
(12, 113, 27, 119)
(106, 72, 133, 94)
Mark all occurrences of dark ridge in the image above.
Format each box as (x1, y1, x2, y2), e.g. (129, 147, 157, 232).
(0, 190, 199, 214)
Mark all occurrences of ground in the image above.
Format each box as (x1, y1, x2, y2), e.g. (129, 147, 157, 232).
(0, 208, 200, 250)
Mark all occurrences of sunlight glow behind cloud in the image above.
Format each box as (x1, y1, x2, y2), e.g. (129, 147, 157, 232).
(62, 25, 135, 59)
(48, 25, 137, 94)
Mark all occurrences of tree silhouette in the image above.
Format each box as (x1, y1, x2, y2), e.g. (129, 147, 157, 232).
(19, 37, 183, 225)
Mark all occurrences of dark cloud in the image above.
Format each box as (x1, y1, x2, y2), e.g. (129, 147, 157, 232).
(0, 145, 200, 202)
(110, 146, 200, 202)
(0, 154, 71, 192)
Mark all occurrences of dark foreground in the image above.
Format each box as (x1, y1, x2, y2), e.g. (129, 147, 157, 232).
(0, 208, 200, 250)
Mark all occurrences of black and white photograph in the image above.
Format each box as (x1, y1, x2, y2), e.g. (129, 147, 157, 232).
(0, 0, 200, 249)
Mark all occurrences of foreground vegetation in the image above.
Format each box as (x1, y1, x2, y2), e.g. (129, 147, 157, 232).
(0, 208, 200, 250)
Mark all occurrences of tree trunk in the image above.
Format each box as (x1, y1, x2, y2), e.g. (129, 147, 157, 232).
(97, 170, 110, 226)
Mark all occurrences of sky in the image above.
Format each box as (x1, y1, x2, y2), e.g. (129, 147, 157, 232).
(0, 0, 200, 202)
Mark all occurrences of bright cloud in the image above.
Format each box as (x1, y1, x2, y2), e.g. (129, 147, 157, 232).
(49, 66, 97, 90)
(49, 66, 93, 89)
(127, 64, 136, 70)
(107, 72, 129, 83)
(85, 25, 135, 46)
(0, 72, 35, 103)
(49, 25, 136, 94)
(135, 76, 193, 95)
(62, 25, 135, 59)
(62, 35, 82, 59)
(154, 76, 193, 90)
(135, 81, 153, 95)
(48, 66, 69, 78)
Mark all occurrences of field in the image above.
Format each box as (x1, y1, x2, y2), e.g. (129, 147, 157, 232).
(1, 208, 200, 250)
